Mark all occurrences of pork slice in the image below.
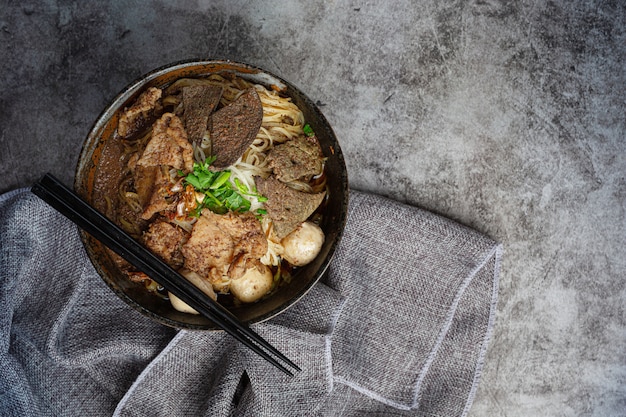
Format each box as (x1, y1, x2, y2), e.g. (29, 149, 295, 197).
(182, 209, 235, 277)
(143, 220, 187, 269)
(140, 167, 177, 220)
(137, 113, 194, 173)
(255, 176, 326, 239)
(118, 87, 162, 139)
(218, 211, 268, 260)
(182, 85, 223, 147)
(210, 88, 263, 169)
(267, 136, 324, 183)
(133, 165, 159, 209)
(133, 165, 176, 220)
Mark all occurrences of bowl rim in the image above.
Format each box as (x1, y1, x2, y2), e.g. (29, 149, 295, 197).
(74, 58, 349, 330)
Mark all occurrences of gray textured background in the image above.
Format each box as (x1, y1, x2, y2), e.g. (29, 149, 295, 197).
(1, 0, 625, 415)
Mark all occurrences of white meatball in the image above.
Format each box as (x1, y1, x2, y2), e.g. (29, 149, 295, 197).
(280, 221, 325, 267)
(229, 263, 273, 303)
(169, 269, 217, 314)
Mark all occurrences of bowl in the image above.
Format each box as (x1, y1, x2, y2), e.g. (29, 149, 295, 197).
(74, 59, 349, 330)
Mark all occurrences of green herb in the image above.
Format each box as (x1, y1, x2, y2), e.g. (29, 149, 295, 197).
(303, 123, 315, 137)
(233, 177, 268, 202)
(210, 171, 231, 189)
(182, 161, 265, 215)
(234, 177, 248, 193)
(185, 174, 203, 190)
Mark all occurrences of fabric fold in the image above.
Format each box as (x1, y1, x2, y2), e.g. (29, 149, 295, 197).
(113, 330, 243, 417)
(325, 191, 501, 415)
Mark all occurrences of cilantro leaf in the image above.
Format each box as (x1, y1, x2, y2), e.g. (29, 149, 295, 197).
(185, 174, 203, 190)
(303, 123, 315, 137)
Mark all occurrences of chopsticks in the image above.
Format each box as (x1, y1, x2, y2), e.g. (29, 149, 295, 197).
(31, 173, 300, 376)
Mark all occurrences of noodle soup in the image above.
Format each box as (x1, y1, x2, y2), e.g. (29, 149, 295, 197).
(76, 61, 347, 328)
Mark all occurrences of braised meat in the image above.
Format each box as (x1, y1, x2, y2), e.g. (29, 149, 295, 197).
(143, 220, 187, 269)
(118, 87, 162, 139)
(132, 165, 158, 209)
(137, 167, 177, 220)
(137, 112, 194, 172)
(182, 85, 223, 147)
(219, 211, 268, 260)
(210, 88, 263, 169)
(181, 209, 267, 280)
(182, 209, 234, 277)
(131, 112, 194, 220)
(255, 176, 326, 239)
(267, 136, 324, 183)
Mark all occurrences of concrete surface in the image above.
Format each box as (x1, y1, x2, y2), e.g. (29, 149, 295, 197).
(1, 0, 625, 415)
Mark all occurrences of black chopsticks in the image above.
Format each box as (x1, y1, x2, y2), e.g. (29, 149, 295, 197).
(31, 173, 300, 376)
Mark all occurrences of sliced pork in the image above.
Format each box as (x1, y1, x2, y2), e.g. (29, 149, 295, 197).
(143, 220, 187, 269)
(137, 112, 194, 172)
(118, 87, 162, 139)
(138, 167, 178, 220)
(181, 209, 268, 281)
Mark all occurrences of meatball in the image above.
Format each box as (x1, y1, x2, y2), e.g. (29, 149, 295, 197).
(169, 269, 217, 314)
(229, 262, 273, 303)
(280, 221, 324, 266)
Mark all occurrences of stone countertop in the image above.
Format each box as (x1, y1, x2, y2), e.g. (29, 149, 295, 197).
(1, 1, 624, 415)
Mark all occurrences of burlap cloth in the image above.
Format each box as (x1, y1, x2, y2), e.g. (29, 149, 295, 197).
(0, 188, 501, 416)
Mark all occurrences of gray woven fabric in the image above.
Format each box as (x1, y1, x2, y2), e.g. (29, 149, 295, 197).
(0, 188, 501, 416)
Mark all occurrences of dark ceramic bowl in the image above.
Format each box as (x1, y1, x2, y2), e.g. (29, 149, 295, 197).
(75, 59, 348, 330)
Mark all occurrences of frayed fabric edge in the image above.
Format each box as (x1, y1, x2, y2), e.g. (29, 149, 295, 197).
(0, 188, 30, 205)
(409, 243, 502, 409)
(324, 295, 348, 393)
(331, 242, 503, 411)
(461, 243, 503, 417)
